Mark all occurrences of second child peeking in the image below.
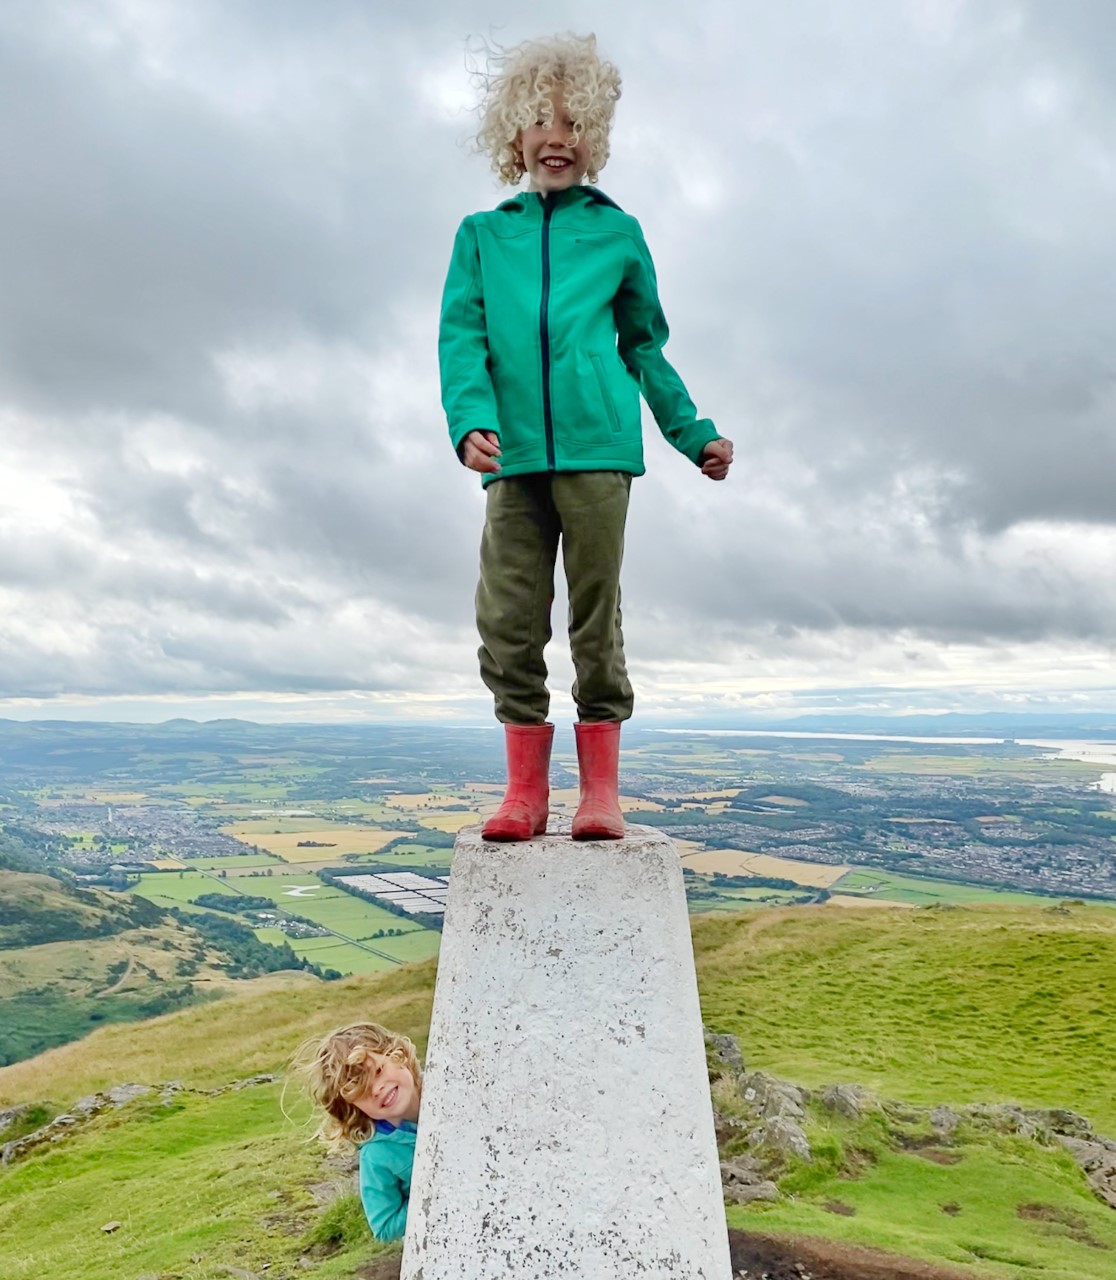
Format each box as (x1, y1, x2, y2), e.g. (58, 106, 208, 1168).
(439, 34, 732, 843)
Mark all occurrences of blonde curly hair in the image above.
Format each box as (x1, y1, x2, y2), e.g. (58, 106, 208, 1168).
(293, 1021, 423, 1147)
(472, 33, 622, 186)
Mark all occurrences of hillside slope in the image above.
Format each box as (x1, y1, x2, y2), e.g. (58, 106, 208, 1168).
(696, 900, 1116, 1134)
(0, 868, 322, 1065)
(1, 903, 1115, 1280)
(0, 867, 165, 947)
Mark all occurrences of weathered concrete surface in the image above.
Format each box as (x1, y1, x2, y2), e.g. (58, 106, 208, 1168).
(402, 823, 731, 1279)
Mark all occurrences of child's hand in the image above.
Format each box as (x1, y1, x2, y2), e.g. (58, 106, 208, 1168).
(700, 438, 733, 481)
(462, 430, 502, 475)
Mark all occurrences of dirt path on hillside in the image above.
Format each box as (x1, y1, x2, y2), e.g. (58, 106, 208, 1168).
(728, 1229, 985, 1279)
(95, 953, 135, 998)
(351, 1227, 987, 1279)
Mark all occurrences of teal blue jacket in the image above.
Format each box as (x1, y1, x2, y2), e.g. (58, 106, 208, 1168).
(358, 1119, 416, 1242)
(439, 185, 719, 484)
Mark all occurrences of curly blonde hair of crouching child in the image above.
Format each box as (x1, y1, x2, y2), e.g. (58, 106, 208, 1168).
(292, 1022, 423, 1147)
(472, 32, 622, 185)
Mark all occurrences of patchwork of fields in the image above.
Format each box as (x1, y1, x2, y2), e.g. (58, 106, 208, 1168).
(117, 769, 1101, 980)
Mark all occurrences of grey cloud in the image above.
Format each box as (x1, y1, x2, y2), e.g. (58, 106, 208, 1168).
(2, 0, 1116, 705)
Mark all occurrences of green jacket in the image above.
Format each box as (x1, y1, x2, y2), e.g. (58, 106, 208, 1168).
(358, 1119, 415, 1242)
(439, 185, 718, 484)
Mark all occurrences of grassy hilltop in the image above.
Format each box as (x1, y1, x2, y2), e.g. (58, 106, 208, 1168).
(1, 902, 1115, 1280)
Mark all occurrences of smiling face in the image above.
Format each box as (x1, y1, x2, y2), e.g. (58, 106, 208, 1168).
(517, 89, 590, 196)
(352, 1052, 420, 1125)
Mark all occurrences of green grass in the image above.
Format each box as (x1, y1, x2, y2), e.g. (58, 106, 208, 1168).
(368, 930, 442, 965)
(732, 1108, 1116, 1280)
(5, 902, 1116, 1279)
(863, 753, 1102, 781)
(351, 843, 453, 868)
(254, 931, 405, 976)
(0, 963, 435, 1104)
(133, 870, 237, 909)
(182, 854, 283, 869)
(688, 885, 807, 915)
(1, 984, 217, 1067)
(696, 903, 1116, 1134)
(0, 1084, 398, 1280)
(130, 874, 434, 974)
(832, 867, 1087, 908)
(126, 873, 434, 977)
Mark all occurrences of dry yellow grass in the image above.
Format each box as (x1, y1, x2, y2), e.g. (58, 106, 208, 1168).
(226, 859, 360, 876)
(382, 792, 436, 809)
(619, 795, 664, 813)
(148, 858, 184, 870)
(220, 826, 409, 862)
(544, 786, 581, 811)
(0, 929, 234, 1001)
(680, 848, 849, 888)
(672, 838, 706, 859)
(827, 893, 917, 910)
(0, 965, 436, 1104)
(758, 795, 809, 807)
(417, 812, 481, 833)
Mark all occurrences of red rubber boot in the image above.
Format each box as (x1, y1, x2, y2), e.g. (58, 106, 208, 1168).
(572, 721, 625, 840)
(482, 723, 553, 841)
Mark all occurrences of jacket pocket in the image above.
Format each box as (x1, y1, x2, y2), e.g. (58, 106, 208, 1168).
(590, 354, 622, 435)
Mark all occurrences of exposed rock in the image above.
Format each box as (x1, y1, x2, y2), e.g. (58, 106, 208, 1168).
(747, 1116, 812, 1162)
(738, 1071, 808, 1122)
(0, 1104, 32, 1136)
(1056, 1134, 1116, 1172)
(724, 1179, 780, 1205)
(721, 1153, 779, 1204)
(107, 1084, 153, 1107)
(929, 1105, 960, 1139)
(821, 1084, 874, 1119)
(720, 1154, 764, 1184)
(232, 1073, 277, 1091)
(710, 1067, 1116, 1216)
(705, 1028, 746, 1077)
(1, 1075, 278, 1166)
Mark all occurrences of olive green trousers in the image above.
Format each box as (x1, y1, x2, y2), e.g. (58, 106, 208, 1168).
(476, 471, 634, 725)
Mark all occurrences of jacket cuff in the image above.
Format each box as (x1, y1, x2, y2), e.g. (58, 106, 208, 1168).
(450, 425, 500, 463)
(679, 419, 721, 466)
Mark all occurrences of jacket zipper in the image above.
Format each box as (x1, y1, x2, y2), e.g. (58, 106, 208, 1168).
(539, 198, 555, 470)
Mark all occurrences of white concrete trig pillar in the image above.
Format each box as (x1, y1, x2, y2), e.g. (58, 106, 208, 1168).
(402, 823, 731, 1279)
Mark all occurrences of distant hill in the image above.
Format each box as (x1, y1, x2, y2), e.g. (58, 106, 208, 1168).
(2, 903, 1115, 1280)
(0, 867, 164, 948)
(685, 711, 1116, 739)
(0, 865, 327, 1066)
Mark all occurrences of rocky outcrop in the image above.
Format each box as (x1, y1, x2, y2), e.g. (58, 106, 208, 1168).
(704, 1029, 1116, 1212)
(0, 1103, 33, 1136)
(0, 1075, 277, 1165)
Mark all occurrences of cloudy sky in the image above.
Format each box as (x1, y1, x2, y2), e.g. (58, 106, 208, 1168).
(1, 0, 1114, 724)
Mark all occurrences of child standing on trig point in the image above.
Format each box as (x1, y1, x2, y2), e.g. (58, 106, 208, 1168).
(440, 34, 732, 842)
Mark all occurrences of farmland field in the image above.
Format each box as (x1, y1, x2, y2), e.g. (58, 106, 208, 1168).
(130, 871, 434, 952)
(221, 825, 410, 861)
(831, 867, 1080, 907)
(680, 848, 850, 888)
(414, 812, 479, 833)
(826, 893, 916, 909)
(183, 853, 283, 869)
